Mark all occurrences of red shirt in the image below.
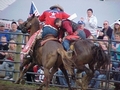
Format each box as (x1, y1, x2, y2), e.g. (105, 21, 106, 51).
(59, 20, 74, 38)
(77, 25, 91, 38)
(83, 28, 91, 38)
(39, 9, 69, 29)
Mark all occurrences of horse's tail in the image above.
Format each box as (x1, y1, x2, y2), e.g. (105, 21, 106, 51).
(57, 48, 74, 75)
(92, 45, 109, 70)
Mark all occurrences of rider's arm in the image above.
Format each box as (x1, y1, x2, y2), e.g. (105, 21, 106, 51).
(62, 12, 70, 19)
(58, 29, 64, 39)
(62, 21, 73, 35)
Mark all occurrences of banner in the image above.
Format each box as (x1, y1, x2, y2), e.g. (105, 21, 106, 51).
(0, 19, 13, 29)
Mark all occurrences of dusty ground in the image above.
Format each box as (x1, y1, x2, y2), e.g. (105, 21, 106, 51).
(0, 81, 36, 90)
(0, 80, 61, 90)
(0, 80, 115, 90)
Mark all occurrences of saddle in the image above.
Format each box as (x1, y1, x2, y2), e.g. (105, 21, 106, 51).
(40, 34, 58, 46)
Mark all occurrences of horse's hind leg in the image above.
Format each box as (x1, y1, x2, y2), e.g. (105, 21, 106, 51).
(60, 65, 73, 90)
(37, 67, 50, 90)
(15, 58, 33, 84)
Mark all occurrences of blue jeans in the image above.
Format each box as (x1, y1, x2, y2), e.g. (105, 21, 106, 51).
(62, 39, 70, 51)
(82, 70, 102, 88)
(57, 69, 67, 86)
(62, 30, 86, 51)
(112, 62, 119, 68)
(114, 73, 120, 81)
(42, 26, 58, 38)
(57, 69, 75, 86)
(0, 60, 14, 78)
(94, 74, 106, 88)
(89, 71, 100, 87)
(76, 30, 86, 39)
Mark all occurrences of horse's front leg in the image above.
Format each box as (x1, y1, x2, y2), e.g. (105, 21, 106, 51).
(75, 65, 92, 90)
(15, 58, 34, 84)
(81, 66, 94, 90)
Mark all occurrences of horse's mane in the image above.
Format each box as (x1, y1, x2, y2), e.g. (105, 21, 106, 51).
(28, 16, 40, 37)
(32, 16, 40, 32)
(92, 44, 109, 70)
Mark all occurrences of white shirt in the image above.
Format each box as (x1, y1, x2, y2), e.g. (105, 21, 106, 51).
(84, 15, 98, 36)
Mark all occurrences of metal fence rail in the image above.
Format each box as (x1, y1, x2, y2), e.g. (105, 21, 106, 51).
(0, 32, 120, 90)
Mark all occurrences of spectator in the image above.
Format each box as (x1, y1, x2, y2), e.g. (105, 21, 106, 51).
(112, 32, 120, 68)
(113, 21, 120, 34)
(9, 22, 21, 41)
(0, 36, 9, 64)
(57, 69, 75, 87)
(77, 20, 91, 38)
(113, 68, 120, 89)
(37, 67, 44, 83)
(17, 19, 24, 26)
(98, 20, 113, 39)
(99, 35, 109, 52)
(0, 40, 16, 80)
(87, 35, 99, 45)
(0, 23, 10, 41)
(83, 65, 112, 89)
(112, 21, 120, 40)
(81, 8, 97, 36)
(112, 32, 120, 60)
(17, 19, 24, 30)
(57, 69, 68, 86)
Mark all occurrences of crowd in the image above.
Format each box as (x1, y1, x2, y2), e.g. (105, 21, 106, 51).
(0, 4, 120, 89)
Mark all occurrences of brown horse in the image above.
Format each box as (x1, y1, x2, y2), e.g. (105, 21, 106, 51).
(15, 14, 73, 90)
(71, 39, 109, 90)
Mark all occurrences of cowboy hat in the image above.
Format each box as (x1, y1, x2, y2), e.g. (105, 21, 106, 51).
(50, 4, 64, 11)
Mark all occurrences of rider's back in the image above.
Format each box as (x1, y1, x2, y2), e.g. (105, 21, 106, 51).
(39, 9, 69, 29)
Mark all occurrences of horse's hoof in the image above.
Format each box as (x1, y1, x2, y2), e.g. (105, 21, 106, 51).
(36, 88, 42, 90)
(20, 79, 25, 85)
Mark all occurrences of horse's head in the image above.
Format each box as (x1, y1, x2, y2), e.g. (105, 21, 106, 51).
(19, 14, 40, 33)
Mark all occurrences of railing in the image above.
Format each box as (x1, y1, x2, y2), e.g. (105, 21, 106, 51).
(0, 32, 120, 90)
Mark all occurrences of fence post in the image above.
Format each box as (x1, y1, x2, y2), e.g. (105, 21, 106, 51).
(105, 38, 112, 89)
(13, 33, 22, 81)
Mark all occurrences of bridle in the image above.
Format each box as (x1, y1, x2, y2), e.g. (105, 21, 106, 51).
(21, 20, 32, 33)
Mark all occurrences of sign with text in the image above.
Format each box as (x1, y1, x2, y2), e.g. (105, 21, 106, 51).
(0, 19, 13, 29)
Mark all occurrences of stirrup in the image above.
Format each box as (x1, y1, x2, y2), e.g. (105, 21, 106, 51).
(67, 50, 73, 53)
(67, 50, 73, 57)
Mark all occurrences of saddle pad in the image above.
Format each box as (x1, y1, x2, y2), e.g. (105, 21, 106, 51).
(65, 35, 79, 41)
(21, 30, 41, 54)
